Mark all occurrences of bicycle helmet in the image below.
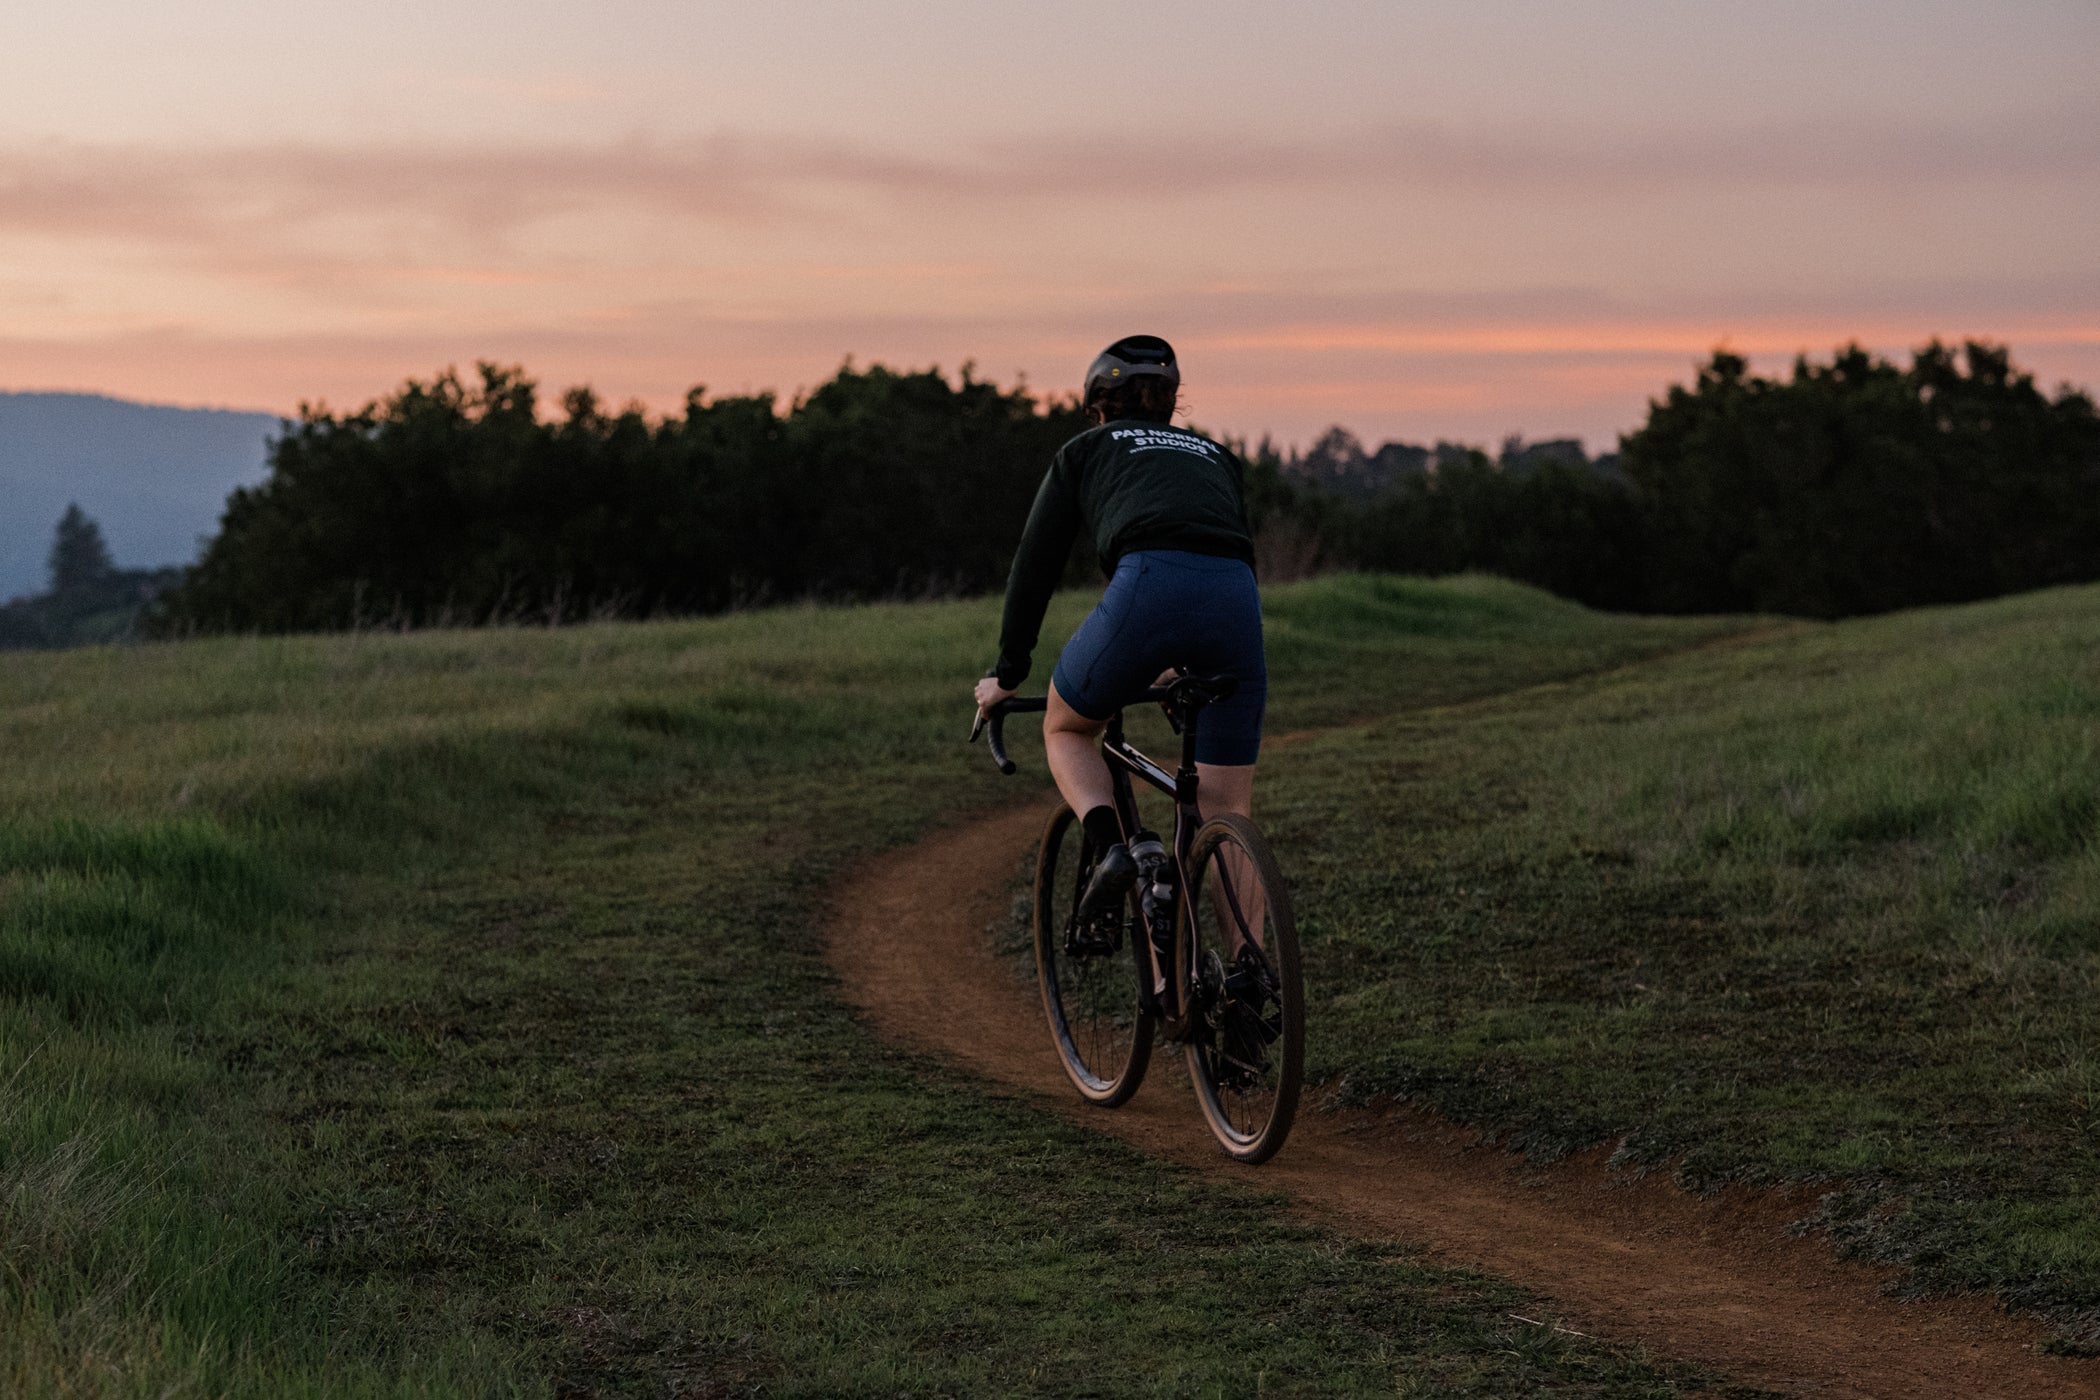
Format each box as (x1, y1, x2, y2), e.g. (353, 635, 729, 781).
(1082, 334, 1179, 411)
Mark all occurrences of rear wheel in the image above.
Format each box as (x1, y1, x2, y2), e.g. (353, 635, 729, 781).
(1182, 813, 1303, 1162)
(1034, 804, 1154, 1105)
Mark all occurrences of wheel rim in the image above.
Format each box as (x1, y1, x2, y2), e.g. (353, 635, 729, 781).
(1037, 808, 1151, 1101)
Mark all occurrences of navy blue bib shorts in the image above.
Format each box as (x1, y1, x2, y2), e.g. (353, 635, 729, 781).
(1049, 549, 1267, 766)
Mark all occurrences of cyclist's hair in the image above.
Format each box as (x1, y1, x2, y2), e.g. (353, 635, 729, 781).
(1086, 377, 1180, 426)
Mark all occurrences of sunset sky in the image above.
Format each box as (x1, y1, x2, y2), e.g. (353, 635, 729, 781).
(4, 0, 2095, 450)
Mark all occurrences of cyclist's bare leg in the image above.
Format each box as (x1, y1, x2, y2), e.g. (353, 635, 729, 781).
(1050, 695, 1256, 831)
(1196, 762, 1253, 821)
(1197, 762, 1265, 956)
(1047, 684, 1265, 962)
(1044, 681, 1113, 818)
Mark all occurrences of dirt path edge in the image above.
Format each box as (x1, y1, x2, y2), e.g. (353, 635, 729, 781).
(826, 797, 2099, 1400)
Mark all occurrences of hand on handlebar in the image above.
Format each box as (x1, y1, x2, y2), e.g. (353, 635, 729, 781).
(975, 674, 1016, 716)
(967, 677, 1044, 776)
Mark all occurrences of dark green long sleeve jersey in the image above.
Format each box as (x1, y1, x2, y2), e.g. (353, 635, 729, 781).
(993, 420, 1255, 688)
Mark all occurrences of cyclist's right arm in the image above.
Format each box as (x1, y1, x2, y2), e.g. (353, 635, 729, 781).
(992, 457, 1081, 689)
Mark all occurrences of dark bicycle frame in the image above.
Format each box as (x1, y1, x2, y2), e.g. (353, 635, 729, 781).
(977, 674, 1237, 1032)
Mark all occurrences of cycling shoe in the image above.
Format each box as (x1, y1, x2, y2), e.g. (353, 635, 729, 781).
(1076, 843, 1137, 920)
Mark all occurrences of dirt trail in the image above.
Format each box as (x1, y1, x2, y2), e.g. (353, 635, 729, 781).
(827, 798, 2100, 1400)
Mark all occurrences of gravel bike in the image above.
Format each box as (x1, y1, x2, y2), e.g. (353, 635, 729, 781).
(971, 673, 1303, 1163)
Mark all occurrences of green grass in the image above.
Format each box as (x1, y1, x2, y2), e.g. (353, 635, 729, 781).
(1268, 583, 2100, 1343)
(0, 577, 1750, 1397)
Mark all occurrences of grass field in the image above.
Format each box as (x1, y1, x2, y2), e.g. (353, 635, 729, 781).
(1266, 584, 2100, 1345)
(0, 577, 1754, 1398)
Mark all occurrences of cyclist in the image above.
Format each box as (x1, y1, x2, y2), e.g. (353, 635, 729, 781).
(972, 334, 1266, 922)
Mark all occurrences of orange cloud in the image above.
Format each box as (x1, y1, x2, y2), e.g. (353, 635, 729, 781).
(1224, 321, 2100, 357)
(6, 310, 2094, 458)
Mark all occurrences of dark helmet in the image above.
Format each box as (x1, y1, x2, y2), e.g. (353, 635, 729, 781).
(1082, 334, 1179, 410)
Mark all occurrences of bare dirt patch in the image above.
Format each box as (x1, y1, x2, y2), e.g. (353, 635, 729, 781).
(827, 797, 2100, 1400)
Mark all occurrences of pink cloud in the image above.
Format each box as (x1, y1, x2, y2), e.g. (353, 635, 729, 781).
(1, 112, 2092, 449)
(2, 104, 2093, 256)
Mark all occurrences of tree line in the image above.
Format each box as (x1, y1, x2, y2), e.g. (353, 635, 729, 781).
(156, 364, 1093, 634)
(1273, 340, 2100, 616)
(0, 505, 179, 648)
(90, 338, 2100, 638)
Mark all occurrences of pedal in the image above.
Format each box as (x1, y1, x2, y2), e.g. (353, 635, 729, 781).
(1064, 911, 1123, 958)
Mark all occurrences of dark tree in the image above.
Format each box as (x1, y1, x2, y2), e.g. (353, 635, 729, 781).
(1621, 341, 2100, 617)
(49, 503, 116, 594)
(1341, 449, 1646, 610)
(156, 361, 1088, 634)
(0, 505, 176, 649)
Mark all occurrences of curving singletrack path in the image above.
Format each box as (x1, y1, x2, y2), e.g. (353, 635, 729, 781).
(828, 797, 2100, 1400)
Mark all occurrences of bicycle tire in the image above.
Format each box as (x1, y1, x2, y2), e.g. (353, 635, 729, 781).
(1181, 813, 1303, 1162)
(1034, 803, 1154, 1106)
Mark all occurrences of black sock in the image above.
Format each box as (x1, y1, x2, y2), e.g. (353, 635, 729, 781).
(1081, 804, 1123, 853)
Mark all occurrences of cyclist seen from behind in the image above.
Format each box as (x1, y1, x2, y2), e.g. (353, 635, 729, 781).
(972, 334, 1266, 921)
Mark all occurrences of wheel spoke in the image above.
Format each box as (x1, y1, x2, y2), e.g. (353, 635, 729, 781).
(1182, 814, 1301, 1163)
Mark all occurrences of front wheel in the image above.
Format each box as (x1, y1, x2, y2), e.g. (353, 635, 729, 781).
(1182, 813, 1303, 1163)
(1034, 804, 1154, 1105)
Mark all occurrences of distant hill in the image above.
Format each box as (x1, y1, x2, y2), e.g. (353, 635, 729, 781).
(0, 392, 278, 601)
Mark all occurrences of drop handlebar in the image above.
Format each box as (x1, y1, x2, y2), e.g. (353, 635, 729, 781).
(968, 695, 1047, 776)
(969, 672, 1225, 776)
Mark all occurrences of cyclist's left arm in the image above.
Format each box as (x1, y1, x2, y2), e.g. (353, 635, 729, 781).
(989, 455, 1081, 691)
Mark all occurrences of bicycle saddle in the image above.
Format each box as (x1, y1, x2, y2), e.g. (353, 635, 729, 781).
(1170, 672, 1239, 706)
(1155, 671, 1238, 734)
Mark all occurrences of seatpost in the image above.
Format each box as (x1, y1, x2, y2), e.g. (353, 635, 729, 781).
(1175, 706, 1200, 807)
